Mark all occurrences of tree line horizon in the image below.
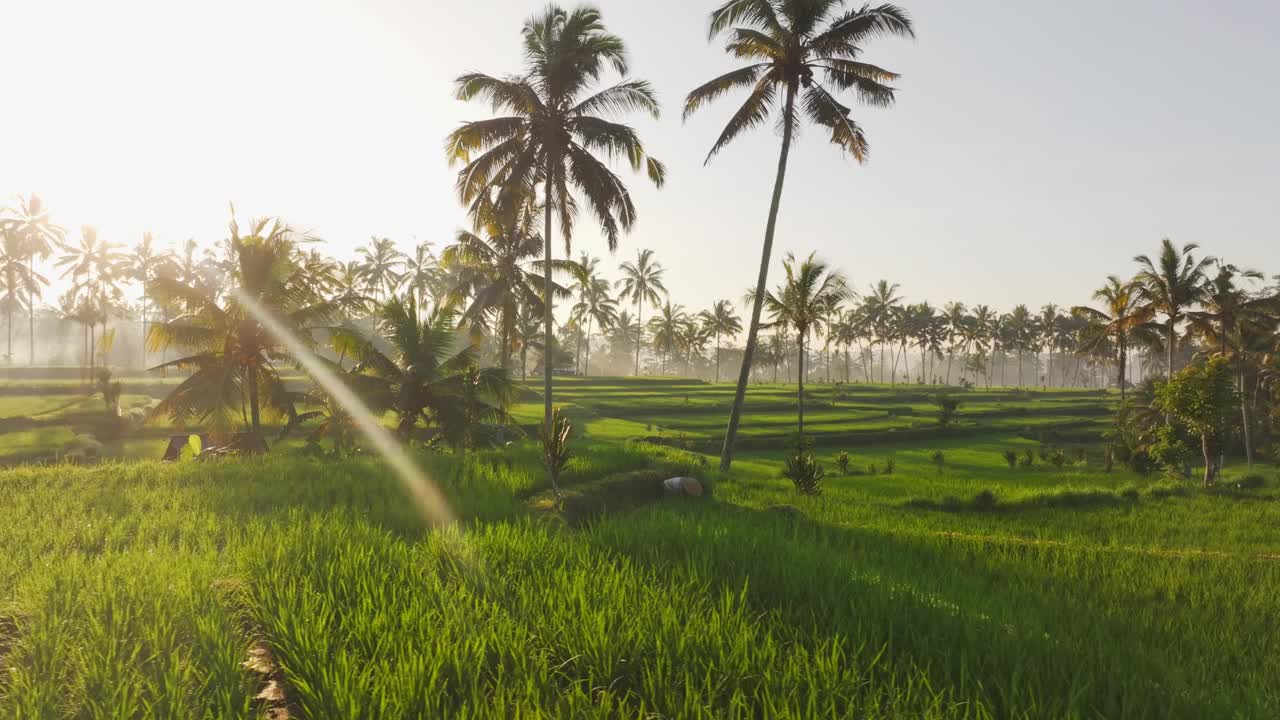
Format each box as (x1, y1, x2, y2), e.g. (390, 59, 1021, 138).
(2, 1, 1276, 472)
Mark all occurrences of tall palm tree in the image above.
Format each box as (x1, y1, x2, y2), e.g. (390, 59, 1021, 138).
(1072, 276, 1149, 404)
(127, 232, 176, 367)
(357, 236, 407, 301)
(1133, 238, 1214, 381)
(686, 1, 913, 468)
(699, 299, 743, 383)
(616, 248, 668, 376)
(572, 276, 618, 376)
(0, 229, 42, 364)
(607, 309, 640, 370)
(861, 280, 902, 383)
(648, 301, 689, 375)
(441, 192, 566, 370)
(403, 240, 438, 307)
(447, 4, 666, 429)
(762, 252, 849, 435)
(57, 226, 126, 371)
(148, 212, 338, 435)
(1188, 261, 1272, 465)
(1003, 305, 1035, 388)
(1039, 304, 1062, 387)
(5, 194, 65, 365)
(568, 252, 602, 372)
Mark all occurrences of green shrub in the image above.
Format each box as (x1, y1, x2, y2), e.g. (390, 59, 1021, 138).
(884, 458, 895, 475)
(1020, 449, 1035, 468)
(931, 450, 946, 473)
(1002, 450, 1018, 469)
(835, 451, 851, 476)
(971, 489, 998, 511)
(540, 408, 573, 491)
(782, 439, 824, 496)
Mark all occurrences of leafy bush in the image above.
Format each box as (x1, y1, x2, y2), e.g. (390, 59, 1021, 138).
(971, 489, 998, 511)
(835, 451, 851, 476)
(1002, 450, 1018, 469)
(1049, 448, 1066, 468)
(866, 463, 878, 476)
(1119, 486, 1141, 501)
(934, 394, 961, 429)
(931, 450, 946, 473)
(540, 408, 574, 492)
(884, 458, 896, 475)
(782, 439, 824, 496)
(1020, 449, 1035, 468)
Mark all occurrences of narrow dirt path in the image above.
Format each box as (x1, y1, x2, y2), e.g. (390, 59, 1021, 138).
(213, 579, 299, 720)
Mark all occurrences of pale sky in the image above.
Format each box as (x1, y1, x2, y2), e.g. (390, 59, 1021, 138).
(4, 0, 1278, 317)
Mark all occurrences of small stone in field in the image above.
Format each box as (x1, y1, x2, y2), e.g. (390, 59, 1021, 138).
(662, 477, 704, 497)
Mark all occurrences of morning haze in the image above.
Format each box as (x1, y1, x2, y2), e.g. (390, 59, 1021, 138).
(3, 0, 1276, 311)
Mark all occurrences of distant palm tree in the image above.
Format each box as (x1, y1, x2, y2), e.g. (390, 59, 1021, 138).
(1133, 239, 1214, 381)
(148, 212, 338, 435)
(686, 0, 913, 468)
(357, 236, 407, 301)
(57, 226, 126, 371)
(617, 248, 668, 376)
(441, 193, 567, 370)
(762, 252, 849, 434)
(699, 299, 743, 383)
(402, 241, 438, 307)
(0, 229, 42, 364)
(127, 232, 176, 367)
(648, 301, 689, 375)
(1003, 305, 1036, 388)
(607, 309, 640, 370)
(861, 280, 902, 383)
(447, 4, 666, 428)
(5, 194, 65, 364)
(1072, 277, 1149, 403)
(572, 276, 618, 376)
(1039, 304, 1061, 387)
(332, 296, 513, 443)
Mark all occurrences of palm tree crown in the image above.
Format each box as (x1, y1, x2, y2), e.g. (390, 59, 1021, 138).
(446, 4, 666, 430)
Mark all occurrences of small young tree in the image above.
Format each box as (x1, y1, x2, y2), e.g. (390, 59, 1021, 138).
(934, 394, 961, 429)
(1155, 357, 1239, 487)
(540, 408, 574, 492)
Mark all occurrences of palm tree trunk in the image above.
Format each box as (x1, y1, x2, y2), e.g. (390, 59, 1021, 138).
(27, 256, 35, 366)
(719, 80, 797, 472)
(248, 365, 261, 434)
(1166, 317, 1175, 382)
(1240, 365, 1254, 467)
(712, 331, 721, 383)
(584, 316, 593, 377)
(141, 289, 147, 370)
(797, 329, 805, 436)
(634, 301, 643, 376)
(542, 174, 554, 428)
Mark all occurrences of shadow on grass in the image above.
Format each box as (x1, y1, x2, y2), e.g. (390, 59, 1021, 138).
(580, 500, 1273, 719)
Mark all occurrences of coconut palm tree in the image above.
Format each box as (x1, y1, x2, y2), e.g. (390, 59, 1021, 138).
(607, 308, 639, 370)
(57, 227, 126, 371)
(762, 252, 849, 434)
(572, 276, 618, 376)
(1133, 239, 1214, 381)
(147, 212, 338, 436)
(861, 280, 901, 384)
(648, 301, 689, 375)
(1188, 261, 1273, 465)
(0, 228, 43, 364)
(616, 248, 667, 376)
(4, 194, 65, 365)
(357, 236, 407, 301)
(1072, 276, 1150, 404)
(699, 299, 743, 383)
(127, 232, 176, 367)
(333, 296, 514, 444)
(446, 4, 666, 429)
(687, 1, 913, 468)
(402, 241, 438, 307)
(441, 192, 567, 371)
